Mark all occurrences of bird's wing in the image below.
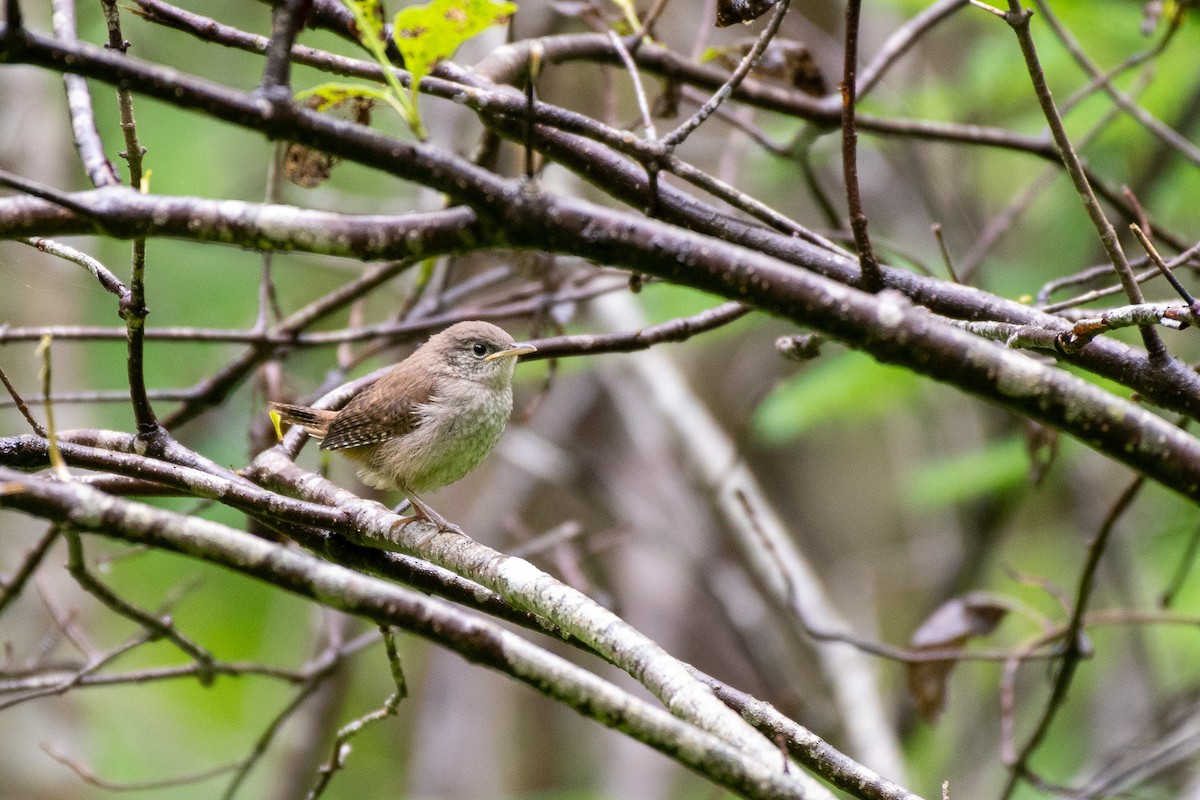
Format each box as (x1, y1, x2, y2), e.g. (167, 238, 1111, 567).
(319, 364, 434, 451)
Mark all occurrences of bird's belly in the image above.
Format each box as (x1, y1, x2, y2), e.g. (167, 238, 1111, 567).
(357, 401, 509, 495)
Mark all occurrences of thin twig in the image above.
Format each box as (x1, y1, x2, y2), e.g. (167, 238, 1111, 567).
(1131, 224, 1199, 312)
(1122, 186, 1151, 238)
(524, 301, 751, 360)
(19, 237, 128, 299)
(931, 223, 959, 283)
(0, 631, 384, 695)
(840, 0, 882, 291)
(0, 167, 102, 219)
(524, 42, 542, 180)
(64, 531, 216, 685)
(996, 1, 1166, 359)
(256, 147, 286, 330)
(306, 626, 407, 799)
(0, 525, 60, 616)
(99, 0, 160, 434)
(43, 745, 239, 791)
(607, 31, 656, 139)
(0, 364, 45, 434)
(659, 0, 792, 149)
(35, 336, 69, 481)
(999, 476, 1145, 800)
(49, 0, 121, 187)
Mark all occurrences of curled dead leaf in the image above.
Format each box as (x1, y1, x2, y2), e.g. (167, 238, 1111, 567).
(906, 592, 1009, 723)
(715, 0, 780, 27)
(283, 94, 375, 189)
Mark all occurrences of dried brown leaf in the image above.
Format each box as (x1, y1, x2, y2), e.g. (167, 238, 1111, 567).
(715, 0, 780, 28)
(906, 593, 1009, 723)
(283, 95, 375, 189)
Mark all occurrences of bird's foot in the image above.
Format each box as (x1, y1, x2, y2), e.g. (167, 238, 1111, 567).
(408, 517, 466, 547)
(416, 507, 468, 540)
(386, 512, 454, 549)
(396, 495, 469, 545)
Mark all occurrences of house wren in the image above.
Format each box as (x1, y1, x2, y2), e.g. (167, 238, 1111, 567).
(270, 321, 536, 534)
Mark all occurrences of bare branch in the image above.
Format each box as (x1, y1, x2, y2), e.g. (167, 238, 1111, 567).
(0, 469, 836, 800)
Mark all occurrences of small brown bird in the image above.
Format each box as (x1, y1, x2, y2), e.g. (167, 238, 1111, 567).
(270, 321, 536, 534)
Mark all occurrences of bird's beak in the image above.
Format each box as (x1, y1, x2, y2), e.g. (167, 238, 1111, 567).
(484, 342, 537, 362)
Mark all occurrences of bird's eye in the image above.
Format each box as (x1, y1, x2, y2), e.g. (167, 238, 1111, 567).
(472, 342, 489, 357)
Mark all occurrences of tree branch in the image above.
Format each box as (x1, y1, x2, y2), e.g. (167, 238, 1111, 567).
(0, 468, 834, 800)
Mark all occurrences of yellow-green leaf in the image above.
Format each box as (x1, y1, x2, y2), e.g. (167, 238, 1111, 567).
(296, 82, 390, 112)
(392, 0, 517, 89)
(345, 0, 386, 43)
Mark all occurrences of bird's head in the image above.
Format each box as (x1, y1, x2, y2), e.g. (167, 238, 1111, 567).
(427, 321, 537, 387)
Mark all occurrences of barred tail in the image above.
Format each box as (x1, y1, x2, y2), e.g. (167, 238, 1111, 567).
(268, 402, 336, 439)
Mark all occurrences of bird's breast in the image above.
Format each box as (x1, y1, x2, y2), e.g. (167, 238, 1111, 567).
(357, 381, 514, 495)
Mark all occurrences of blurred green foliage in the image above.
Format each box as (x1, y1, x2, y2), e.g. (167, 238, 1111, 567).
(752, 349, 923, 442)
(2, 0, 1199, 798)
(904, 434, 1029, 510)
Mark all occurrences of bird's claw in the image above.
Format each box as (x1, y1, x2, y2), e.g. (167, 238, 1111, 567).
(390, 502, 469, 547)
(409, 519, 467, 547)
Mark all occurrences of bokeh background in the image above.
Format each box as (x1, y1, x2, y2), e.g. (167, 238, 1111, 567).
(2, 1, 1200, 798)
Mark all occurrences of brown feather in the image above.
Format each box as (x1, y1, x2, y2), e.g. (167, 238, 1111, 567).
(319, 358, 437, 451)
(270, 322, 533, 510)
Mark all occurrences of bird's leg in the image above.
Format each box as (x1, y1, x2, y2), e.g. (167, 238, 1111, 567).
(404, 492, 468, 541)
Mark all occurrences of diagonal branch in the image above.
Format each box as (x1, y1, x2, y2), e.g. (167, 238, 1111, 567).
(0, 469, 835, 800)
(997, 1, 1165, 359)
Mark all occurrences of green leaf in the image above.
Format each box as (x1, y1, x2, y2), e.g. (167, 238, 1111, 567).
(752, 350, 922, 444)
(392, 0, 517, 91)
(905, 436, 1031, 511)
(345, 0, 386, 43)
(296, 82, 390, 111)
(339, 0, 422, 135)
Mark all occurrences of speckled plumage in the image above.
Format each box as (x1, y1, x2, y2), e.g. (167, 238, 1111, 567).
(270, 321, 535, 527)
(351, 370, 516, 495)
